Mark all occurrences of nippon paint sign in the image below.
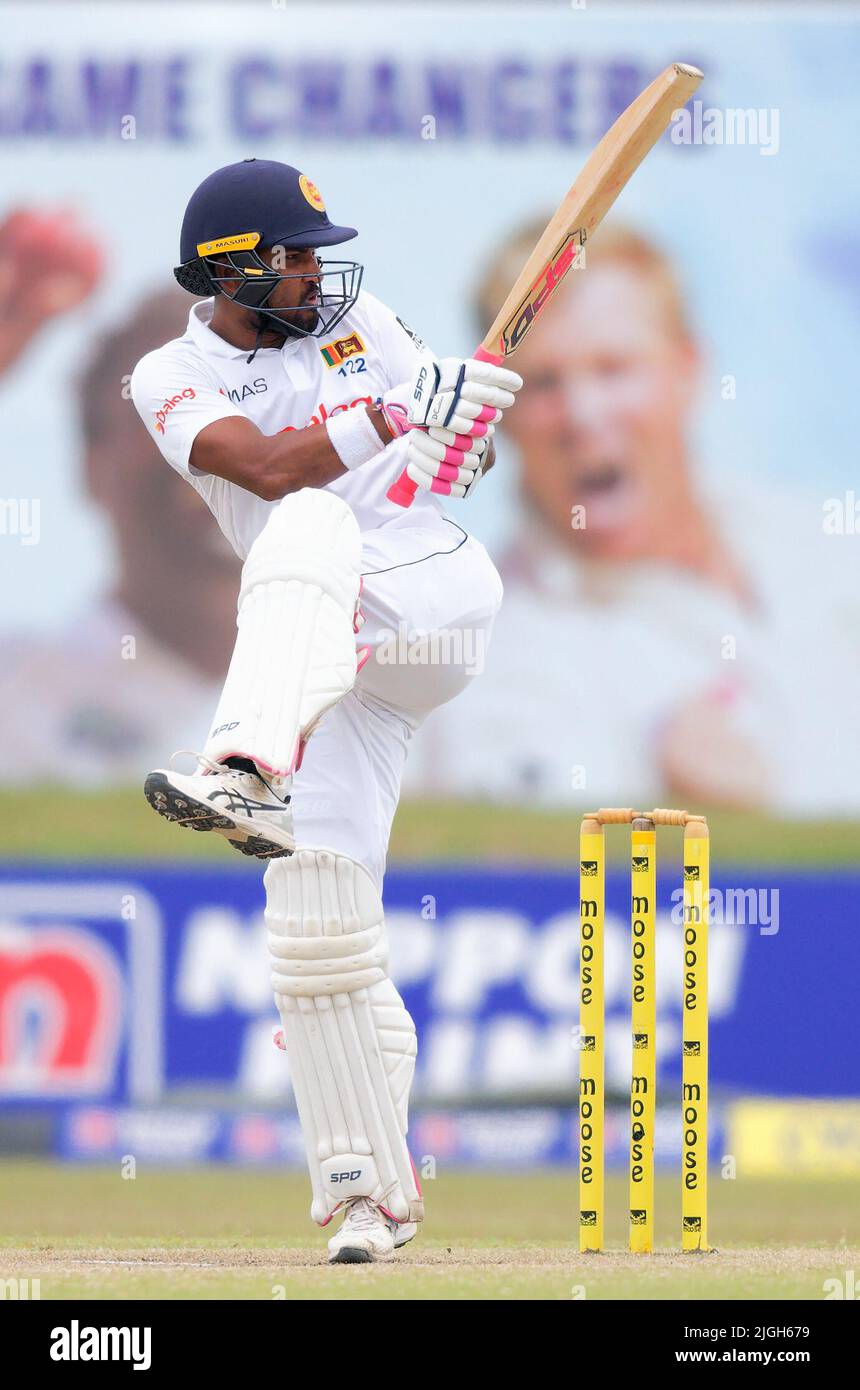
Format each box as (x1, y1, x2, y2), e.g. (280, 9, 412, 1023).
(1, 866, 858, 1106)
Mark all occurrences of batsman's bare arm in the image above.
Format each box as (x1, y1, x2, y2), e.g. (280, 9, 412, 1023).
(189, 406, 392, 501)
(189, 405, 496, 500)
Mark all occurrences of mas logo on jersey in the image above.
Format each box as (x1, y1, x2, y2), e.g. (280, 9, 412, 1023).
(299, 174, 326, 211)
(320, 332, 365, 368)
(219, 378, 268, 405)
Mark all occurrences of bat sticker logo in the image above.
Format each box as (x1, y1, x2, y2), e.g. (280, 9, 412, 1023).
(501, 229, 585, 353)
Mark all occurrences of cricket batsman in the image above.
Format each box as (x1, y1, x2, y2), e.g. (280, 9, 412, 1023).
(131, 158, 521, 1262)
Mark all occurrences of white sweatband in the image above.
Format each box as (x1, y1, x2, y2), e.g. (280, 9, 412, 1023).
(326, 406, 387, 471)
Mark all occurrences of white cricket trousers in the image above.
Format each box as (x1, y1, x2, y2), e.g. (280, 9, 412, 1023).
(279, 517, 502, 890)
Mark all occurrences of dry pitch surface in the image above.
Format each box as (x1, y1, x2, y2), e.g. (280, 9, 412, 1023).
(2, 1164, 856, 1300)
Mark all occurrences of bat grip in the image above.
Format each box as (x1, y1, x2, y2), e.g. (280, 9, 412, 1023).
(385, 469, 419, 509)
(385, 342, 506, 507)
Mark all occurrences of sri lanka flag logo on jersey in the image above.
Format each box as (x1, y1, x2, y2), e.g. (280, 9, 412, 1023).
(320, 332, 365, 367)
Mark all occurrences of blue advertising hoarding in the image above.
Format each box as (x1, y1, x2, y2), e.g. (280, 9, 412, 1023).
(1, 864, 857, 1111)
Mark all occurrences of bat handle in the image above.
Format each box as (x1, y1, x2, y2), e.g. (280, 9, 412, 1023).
(385, 468, 419, 509)
(385, 342, 506, 507)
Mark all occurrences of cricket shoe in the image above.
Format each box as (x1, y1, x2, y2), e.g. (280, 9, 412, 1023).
(327, 1198, 418, 1264)
(143, 753, 294, 859)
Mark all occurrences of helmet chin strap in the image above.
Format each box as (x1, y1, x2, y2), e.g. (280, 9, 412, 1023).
(246, 324, 269, 366)
(245, 305, 317, 364)
(246, 312, 283, 365)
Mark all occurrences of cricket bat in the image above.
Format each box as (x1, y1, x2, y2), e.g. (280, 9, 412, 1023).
(387, 61, 703, 508)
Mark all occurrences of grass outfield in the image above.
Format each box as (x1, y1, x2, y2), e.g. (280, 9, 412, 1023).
(0, 788, 858, 864)
(1, 1164, 856, 1300)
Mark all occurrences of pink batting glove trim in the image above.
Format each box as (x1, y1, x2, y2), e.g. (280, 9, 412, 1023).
(381, 402, 424, 439)
(430, 477, 454, 495)
(443, 424, 489, 448)
(435, 460, 463, 482)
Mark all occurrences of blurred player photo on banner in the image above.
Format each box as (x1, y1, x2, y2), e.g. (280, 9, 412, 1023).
(408, 221, 860, 814)
(1, 4, 858, 811)
(0, 279, 239, 783)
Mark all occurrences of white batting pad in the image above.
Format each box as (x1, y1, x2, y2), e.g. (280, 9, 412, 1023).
(205, 489, 362, 777)
(266, 849, 423, 1226)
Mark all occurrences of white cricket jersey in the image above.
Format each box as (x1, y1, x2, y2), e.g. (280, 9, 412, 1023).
(130, 290, 445, 559)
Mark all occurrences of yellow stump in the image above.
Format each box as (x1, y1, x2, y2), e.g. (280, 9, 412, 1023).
(579, 816, 605, 1251)
(629, 816, 656, 1252)
(682, 818, 709, 1251)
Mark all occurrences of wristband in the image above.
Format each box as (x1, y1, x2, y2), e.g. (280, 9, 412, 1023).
(325, 406, 388, 471)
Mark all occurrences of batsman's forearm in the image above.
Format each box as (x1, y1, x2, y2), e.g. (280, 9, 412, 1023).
(255, 429, 347, 499)
(192, 405, 392, 501)
(256, 404, 392, 499)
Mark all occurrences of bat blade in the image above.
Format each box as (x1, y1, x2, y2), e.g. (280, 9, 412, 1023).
(482, 62, 703, 359)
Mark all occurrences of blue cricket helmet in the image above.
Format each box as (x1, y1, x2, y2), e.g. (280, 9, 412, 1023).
(173, 158, 362, 342)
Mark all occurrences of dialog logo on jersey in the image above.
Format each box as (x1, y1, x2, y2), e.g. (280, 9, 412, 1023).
(279, 395, 376, 431)
(154, 387, 196, 434)
(320, 332, 365, 368)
